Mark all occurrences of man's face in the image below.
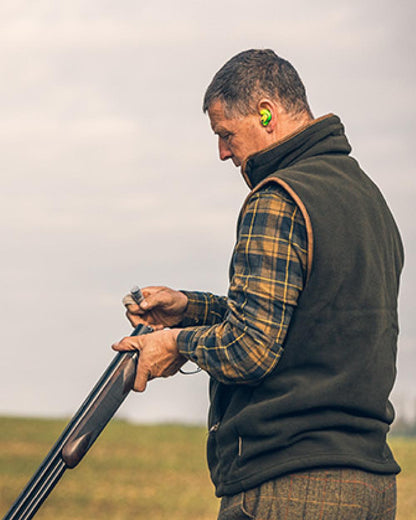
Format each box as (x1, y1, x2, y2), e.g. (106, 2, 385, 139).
(208, 100, 270, 167)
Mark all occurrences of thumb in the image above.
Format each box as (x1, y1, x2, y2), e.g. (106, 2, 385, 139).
(140, 290, 169, 311)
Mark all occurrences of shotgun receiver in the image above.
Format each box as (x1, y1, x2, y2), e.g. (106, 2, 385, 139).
(3, 322, 152, 520)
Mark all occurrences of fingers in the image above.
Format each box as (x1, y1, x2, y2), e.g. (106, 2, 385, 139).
(125, 310, 164, 330)
(122, 299, 143, 316)
(112, 336, 143, 352)
(135, 364, 151, 392)
(122, 289, 158, 314)
(112, 329, 185, 393)
(112, 336, 150, 392)
(123, 285, 188, 332)
(122, 287, 168, 321)
(122, 294, 137, 307)
(139, 286, 172, 311)
(125, 309, 141, 327)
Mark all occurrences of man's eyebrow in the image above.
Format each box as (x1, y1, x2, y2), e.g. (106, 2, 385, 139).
(213, 126, 231, 136)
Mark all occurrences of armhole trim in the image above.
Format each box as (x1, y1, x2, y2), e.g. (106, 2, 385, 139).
(243, 177, 314, 284)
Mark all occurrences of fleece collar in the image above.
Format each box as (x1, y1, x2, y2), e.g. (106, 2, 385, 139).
(241, 114, 351, 190)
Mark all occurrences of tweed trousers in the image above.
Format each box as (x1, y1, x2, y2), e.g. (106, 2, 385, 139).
(217, 468, 396, 520)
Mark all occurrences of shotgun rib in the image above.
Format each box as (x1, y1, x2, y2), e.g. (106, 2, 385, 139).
(3, 323, 152, 520)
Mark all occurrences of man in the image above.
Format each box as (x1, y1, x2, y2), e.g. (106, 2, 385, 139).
(113, 49, 403, 519)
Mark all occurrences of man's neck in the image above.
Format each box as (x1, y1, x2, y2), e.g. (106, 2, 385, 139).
(273, 111, 314, 142)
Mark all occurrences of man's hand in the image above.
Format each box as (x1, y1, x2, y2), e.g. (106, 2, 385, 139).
(123, 286, 188, 330)
(112, 329, 186, 392)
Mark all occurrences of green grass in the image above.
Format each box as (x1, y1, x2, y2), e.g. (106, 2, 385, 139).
(0, 417, 415, 519)
(389, 437, 416, 520)
(0, 417, 218, 519)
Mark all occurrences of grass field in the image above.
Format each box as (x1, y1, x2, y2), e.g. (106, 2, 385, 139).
(0, 417, 415, 519)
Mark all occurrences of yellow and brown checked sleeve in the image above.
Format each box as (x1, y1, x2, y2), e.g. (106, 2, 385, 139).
(176, 184, 308, 385)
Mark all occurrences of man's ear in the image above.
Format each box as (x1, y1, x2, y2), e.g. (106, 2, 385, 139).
(258, 100, 277, 132)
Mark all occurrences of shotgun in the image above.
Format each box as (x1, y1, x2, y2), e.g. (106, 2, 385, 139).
(3, 289, 151, 520)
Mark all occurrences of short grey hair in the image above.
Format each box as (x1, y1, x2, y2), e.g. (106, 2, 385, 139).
(203, 49, 312, 118)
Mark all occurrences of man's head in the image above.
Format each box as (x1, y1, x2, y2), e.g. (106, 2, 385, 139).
(203, 49, 313, 167)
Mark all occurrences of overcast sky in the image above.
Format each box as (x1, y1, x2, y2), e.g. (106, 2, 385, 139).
(0, 0, 415, 425)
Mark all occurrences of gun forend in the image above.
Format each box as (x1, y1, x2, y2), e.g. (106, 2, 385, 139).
(61, 323, 152, 468)
(61, 350, 138, 468)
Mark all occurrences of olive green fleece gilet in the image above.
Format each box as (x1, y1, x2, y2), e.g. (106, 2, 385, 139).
(208, 115, 404, 497)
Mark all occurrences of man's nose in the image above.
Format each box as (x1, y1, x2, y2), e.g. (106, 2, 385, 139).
(219, 138, 232, 161)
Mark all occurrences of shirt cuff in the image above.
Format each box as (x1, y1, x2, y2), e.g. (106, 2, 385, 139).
(176, 325, 212, 362)
(179, 290, 227, 327)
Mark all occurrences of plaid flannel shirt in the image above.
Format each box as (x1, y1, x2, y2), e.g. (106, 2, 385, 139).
(176, 184, 307, 385)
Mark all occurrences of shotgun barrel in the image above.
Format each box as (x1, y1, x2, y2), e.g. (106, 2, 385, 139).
(3, 323, 152, 520)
